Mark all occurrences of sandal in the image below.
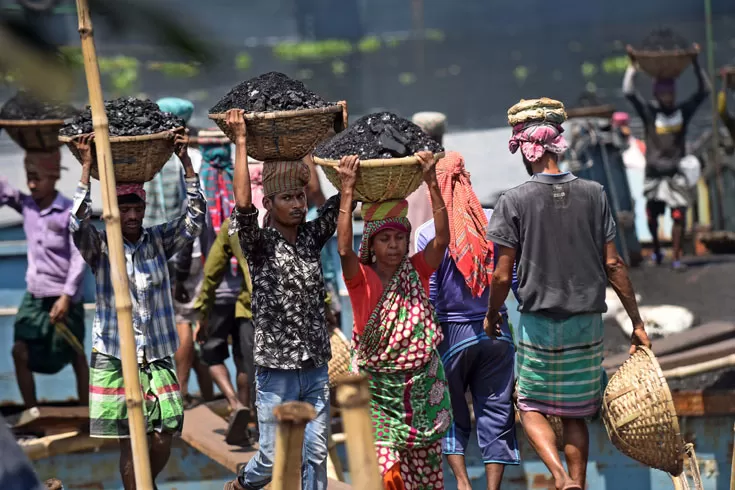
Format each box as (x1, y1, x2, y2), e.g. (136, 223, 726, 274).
(225, 408, 252, 446)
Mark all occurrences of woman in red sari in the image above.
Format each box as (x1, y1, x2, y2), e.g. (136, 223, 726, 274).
(336, 153, 452, 490)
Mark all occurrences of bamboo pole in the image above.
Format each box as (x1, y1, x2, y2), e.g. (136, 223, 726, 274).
(662, 354, 735, 379)
(272, 402, 317, 490)
(74, 1, 153, 489)
(334, 374, 382, 490)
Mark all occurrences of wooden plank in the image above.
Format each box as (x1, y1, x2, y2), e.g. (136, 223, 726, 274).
(606, 338, 735, 375)
(10, 406, 89, 434)
(603, 322, 735, 371)
(18, 430, 117, 460)
(181, 404, 351, 489)
(672, 391, 735, 416)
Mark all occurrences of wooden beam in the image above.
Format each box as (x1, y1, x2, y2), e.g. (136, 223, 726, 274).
(672, 391, 735, 416)
(19, 431, 116, 460)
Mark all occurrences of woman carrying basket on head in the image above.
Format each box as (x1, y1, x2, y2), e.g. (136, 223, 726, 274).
(336, 153, 452, 490)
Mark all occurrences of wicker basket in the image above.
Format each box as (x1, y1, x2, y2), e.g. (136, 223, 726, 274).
(0, 119, 65, 151)
(602, 346, 684, 476)
(58, 128, 183, 183)
(209, 105, 343, 161)
(630, 48, 697, 80)
(566, 104, 616, 120)
(313, 152, 444, 203)
(328, 328, 352, 388)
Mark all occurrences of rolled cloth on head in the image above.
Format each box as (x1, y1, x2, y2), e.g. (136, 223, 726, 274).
(435, 151, 493, 297)
(509, 121, 569, 163)
(24, 149, 61, 179)
(116, 183, 146, 201)
(262, 160, 310, 197)
(156, 97, 194, 124)
(358, 200, 411, 264)
(653, 78, 676, 94)
(612, 112, 630, 127)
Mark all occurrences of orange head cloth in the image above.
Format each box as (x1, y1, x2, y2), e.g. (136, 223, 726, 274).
(24, 150, 61, 179)
(434, 151, 493, 297)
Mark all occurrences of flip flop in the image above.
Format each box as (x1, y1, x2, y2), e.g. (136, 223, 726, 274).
(225, 408, 252, 446)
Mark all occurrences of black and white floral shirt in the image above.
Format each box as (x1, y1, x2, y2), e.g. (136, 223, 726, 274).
(230, 195, 341, 370)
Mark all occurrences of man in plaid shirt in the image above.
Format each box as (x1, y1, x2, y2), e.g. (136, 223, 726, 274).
(68, 133, 206, 490)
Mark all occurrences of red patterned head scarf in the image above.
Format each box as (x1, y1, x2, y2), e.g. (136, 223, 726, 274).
(434, 151, 493, 297)
(116, 183, 146, 201)
(359, 200, 411, 264)
(509, 122, 569, 163)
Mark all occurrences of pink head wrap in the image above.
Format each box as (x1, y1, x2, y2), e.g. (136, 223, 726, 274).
(508, 122, 569, 163)
(612, 112, 630, 127)
(116, 183, 146, 201)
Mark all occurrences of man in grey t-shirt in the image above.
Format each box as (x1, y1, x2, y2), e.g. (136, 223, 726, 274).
(485, 103, 651, 490)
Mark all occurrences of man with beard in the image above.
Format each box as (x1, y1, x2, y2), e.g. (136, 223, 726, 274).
(69, 132, 206, 490)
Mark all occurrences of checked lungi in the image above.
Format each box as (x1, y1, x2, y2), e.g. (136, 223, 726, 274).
(515, 313, 604, 418)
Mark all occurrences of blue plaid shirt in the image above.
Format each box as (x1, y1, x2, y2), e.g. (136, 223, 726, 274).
(69, 177, 206, 362)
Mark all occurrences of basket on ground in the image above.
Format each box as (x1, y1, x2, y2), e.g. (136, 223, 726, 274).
(629, 48, 697, 80)
(58, 128, 183, 183)
(0, 119, 65, 151)
(314, 152, 444, 203)
(209, 105, 344, 161)
(601, 346, 684, 476)
(328, 328, 351, 388)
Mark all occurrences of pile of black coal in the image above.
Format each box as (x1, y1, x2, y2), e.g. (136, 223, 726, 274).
(0, 91, 77, 120)
(641, 28, 691, 51)
(210, 71, 331, 113)
(314, 112, 444, 160)
(59, 97, 184, 137)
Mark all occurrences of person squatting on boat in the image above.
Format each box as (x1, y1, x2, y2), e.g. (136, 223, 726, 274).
(485, 114, 651, 490)
(69, 132, 206, 490)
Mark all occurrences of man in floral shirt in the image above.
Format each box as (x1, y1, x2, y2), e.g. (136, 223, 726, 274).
(223, 109, 341, 490)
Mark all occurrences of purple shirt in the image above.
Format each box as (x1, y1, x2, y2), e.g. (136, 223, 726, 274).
(0, 178, 86, 302)
(415, 209, 518, 333)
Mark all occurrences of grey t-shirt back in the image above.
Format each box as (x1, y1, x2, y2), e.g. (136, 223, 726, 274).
(487, 172, 616, 318)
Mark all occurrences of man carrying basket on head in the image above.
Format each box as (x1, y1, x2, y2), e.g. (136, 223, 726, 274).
(69, 131, 206, 490)
(224, 109, 342, 490)
(622, 47, 710, 270)
(486, 98, 651, 490)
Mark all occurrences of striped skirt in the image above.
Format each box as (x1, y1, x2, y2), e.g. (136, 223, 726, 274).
(515, 313, 604, 418)
(89, 351, 184, 438)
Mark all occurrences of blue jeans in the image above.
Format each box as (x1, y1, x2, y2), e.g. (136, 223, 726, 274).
(238, 365, 330, 490)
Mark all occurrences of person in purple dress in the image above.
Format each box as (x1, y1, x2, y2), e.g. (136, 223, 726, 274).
(415, 151, 519, 490)
(0, 149, 88, 409)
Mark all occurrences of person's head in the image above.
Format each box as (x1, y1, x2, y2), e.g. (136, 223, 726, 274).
(156, 97, 194, 126)
(412, 112, 447, 146)
(653, 79, 676, 110)
(359, 200, 411, 268)
(261, 160, 310, 228)
(612, 111, 631, 136)
(24, 150, 61, 204)
(508, 118, 568, 176)
(116, 184, 146, 241)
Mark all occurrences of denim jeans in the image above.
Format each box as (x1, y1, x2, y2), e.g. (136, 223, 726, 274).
(238, 364, 330, 490)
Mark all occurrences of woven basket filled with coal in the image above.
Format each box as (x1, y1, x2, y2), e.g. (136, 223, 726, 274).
(628, 28, 698, 80)
(507, 97, 567, 126)
(0, 91, 78, 151)
(602, 346, 684, 476)
(209, 72, 345, 161)
(313, 112, 444, 202)
(58, 97, 184, 183)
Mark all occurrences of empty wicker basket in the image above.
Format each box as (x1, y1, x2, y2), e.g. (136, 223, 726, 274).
(314, 152, 444, 203)
(629, 48, 697, 80)
(0, 119, 65, 151)
(58, 128, 183, 183)
(328, 328, 352, 388)
(602, 346, 684, 476)
(209, 105, 344, 162)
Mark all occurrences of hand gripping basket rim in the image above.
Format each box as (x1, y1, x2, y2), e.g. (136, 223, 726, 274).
(601, 346, 684, 476)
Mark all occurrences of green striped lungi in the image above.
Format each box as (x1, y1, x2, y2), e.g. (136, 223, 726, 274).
(516, 313, 604, 418)
(89, 351, 184, 438)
